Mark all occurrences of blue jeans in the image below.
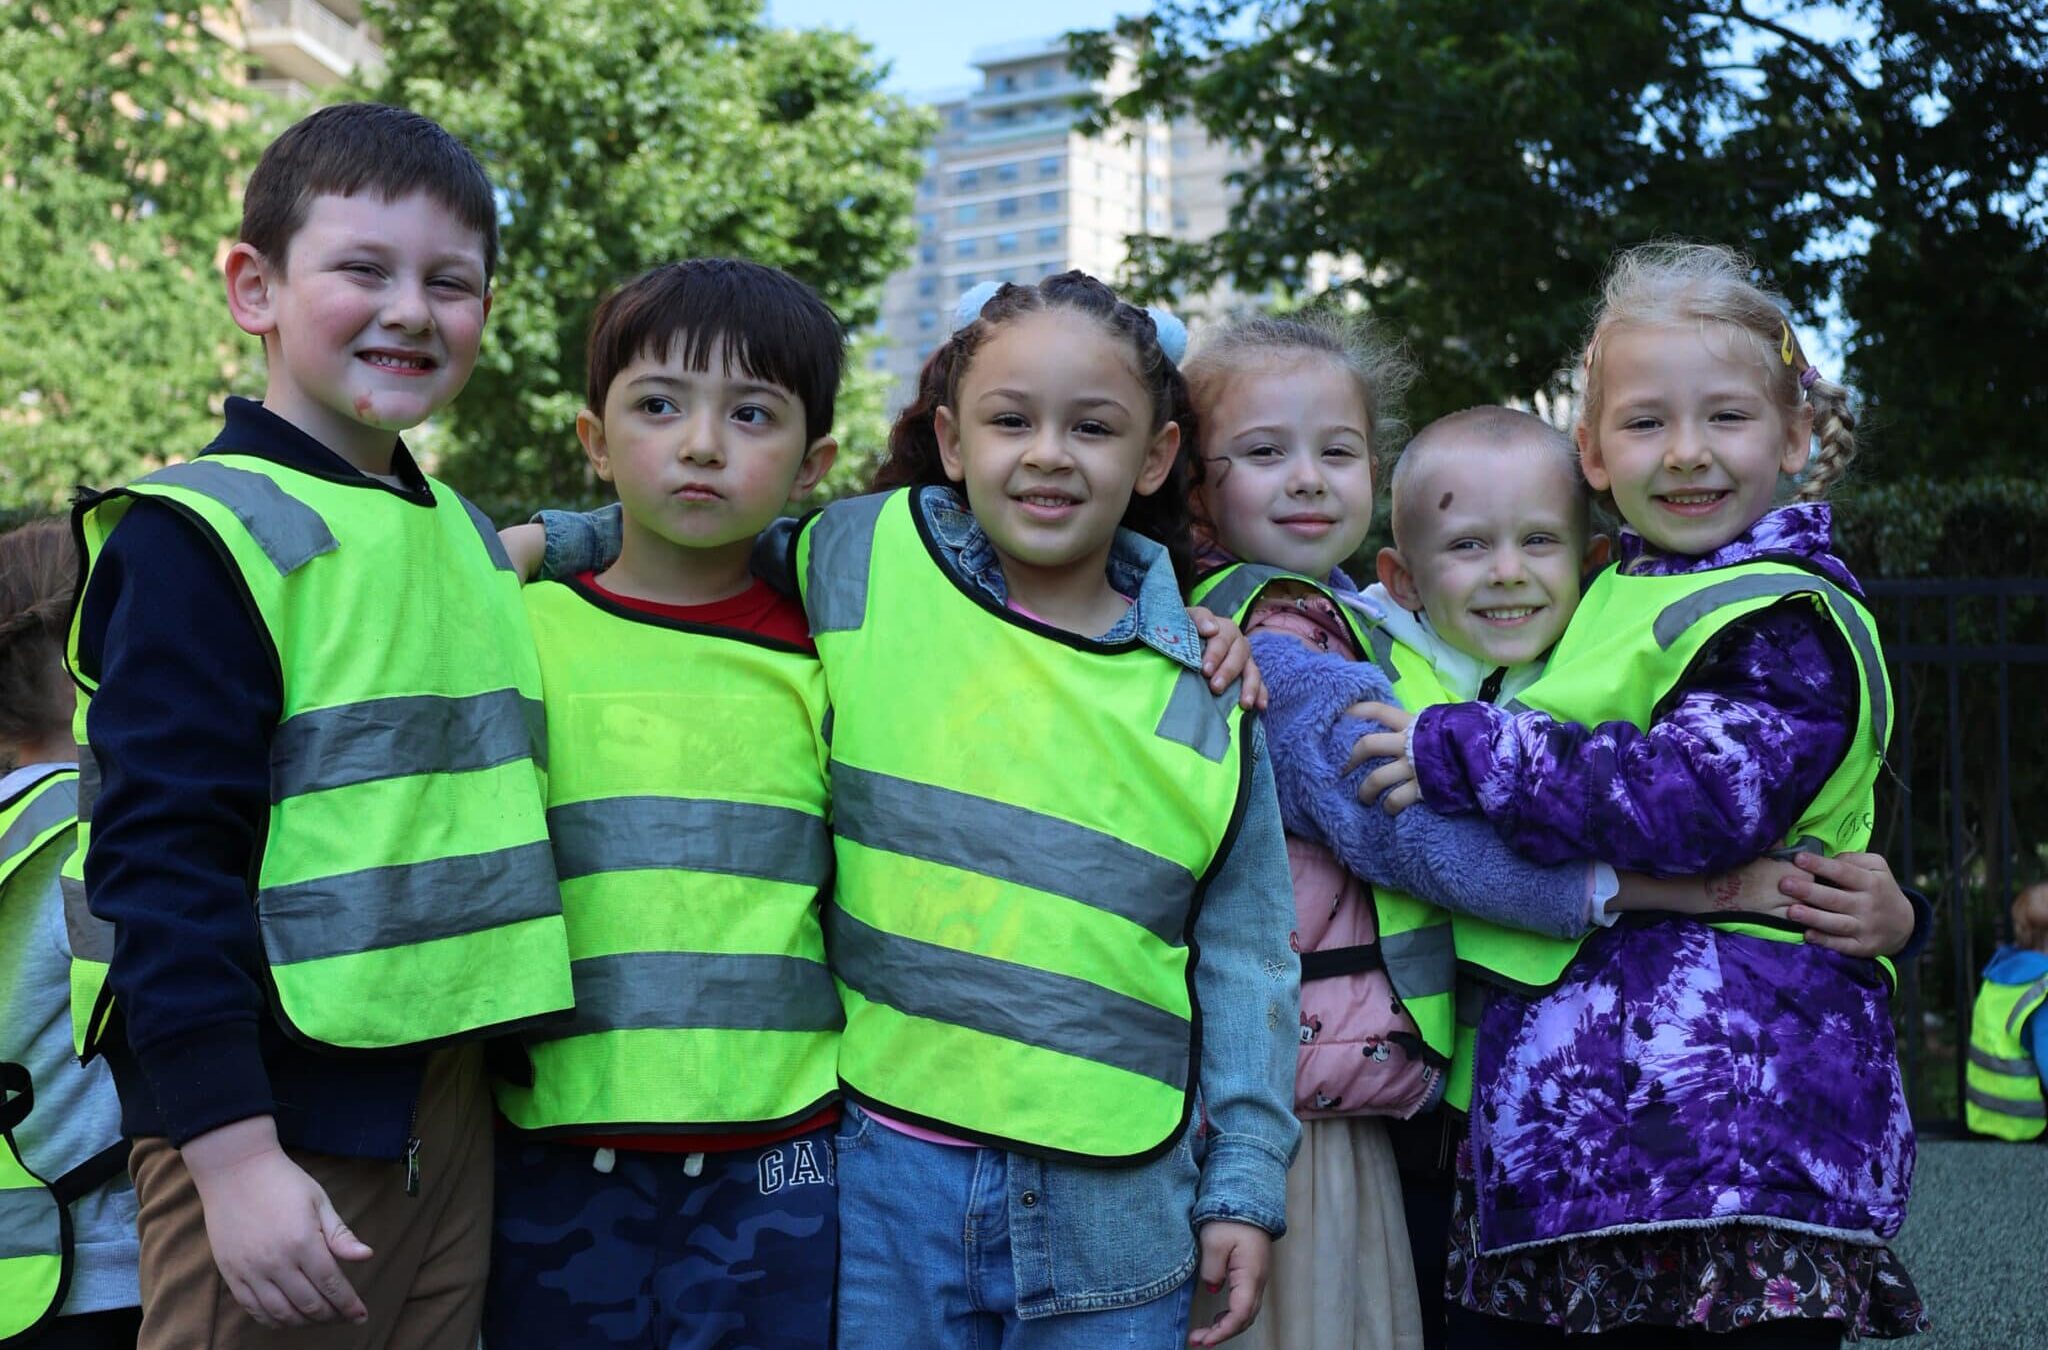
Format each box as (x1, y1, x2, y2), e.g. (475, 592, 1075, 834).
(484, 1128, 837, 1350)
(836, 1106, 1197, 1349)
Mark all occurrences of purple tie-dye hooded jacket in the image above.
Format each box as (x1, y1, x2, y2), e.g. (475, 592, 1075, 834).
(1411, 504, 1915, 1253)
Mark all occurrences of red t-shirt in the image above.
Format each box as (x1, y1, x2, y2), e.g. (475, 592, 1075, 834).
(556, 570, 833, 1153)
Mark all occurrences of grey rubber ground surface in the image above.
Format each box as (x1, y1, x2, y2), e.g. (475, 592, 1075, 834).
(1887, 1138, 2048, 1348)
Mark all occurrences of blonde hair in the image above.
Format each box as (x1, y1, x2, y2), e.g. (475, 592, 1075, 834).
(2015, 884, 2048, 952)
(1578, 242, 1858, 501)
(1182, 310, 1415, 462)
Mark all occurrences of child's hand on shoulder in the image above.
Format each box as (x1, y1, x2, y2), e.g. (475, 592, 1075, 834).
(498, 522, 545, 582)
(1189, 1219, 1272, 1347)
(1189, 606, 1266, 710)
(1343, 701, 1418, 814)
(1780, 850, 1916, 958)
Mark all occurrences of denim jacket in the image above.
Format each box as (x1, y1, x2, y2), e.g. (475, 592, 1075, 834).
(537, 490, 1300, 1314)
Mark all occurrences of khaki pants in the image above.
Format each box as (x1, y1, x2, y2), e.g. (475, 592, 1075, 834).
(130, 1047, 491, 1350)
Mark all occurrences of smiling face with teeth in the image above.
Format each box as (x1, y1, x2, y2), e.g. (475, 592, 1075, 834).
(1578, 322, 1812, 556)
(224, 190, 491, 474)
(934, 309, 1181, 631)
(1380, 430, 1604, 668)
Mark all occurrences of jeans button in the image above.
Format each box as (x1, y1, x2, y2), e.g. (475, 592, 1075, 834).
(1021, 1190, 1039, 1207)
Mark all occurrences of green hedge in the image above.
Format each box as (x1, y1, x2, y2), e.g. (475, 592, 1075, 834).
(1830, 476, 2048, 579)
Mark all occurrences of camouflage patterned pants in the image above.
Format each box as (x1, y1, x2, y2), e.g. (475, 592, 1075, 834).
(482, 1129, 837, 1349)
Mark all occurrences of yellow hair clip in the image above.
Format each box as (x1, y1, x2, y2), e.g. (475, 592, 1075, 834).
(1779, 321, 1795, 366)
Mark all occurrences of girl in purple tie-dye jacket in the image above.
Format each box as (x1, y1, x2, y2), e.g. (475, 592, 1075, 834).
(1359, 245, 1927, 1344)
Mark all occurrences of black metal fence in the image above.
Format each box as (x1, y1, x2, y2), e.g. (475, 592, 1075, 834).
(1866, 578, 2048, 1134)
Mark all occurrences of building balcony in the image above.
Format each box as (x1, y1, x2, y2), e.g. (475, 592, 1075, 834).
(242, 0, 382, 86)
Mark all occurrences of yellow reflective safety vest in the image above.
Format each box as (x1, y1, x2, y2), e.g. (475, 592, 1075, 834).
(494, 578, 840, 1135)
(1459, 558, 1896, 1001)
(1350, 619, 1500, 1113)
(1964, 971, 2048, 1141)
(1189, 564, 1455, 1073)
(64, 455, 573, 1056)
(800, 490, 1251, 1163)
(1, 772, 130, 1345)
(0, 1062, 66, 1347)
(0, 1065, 128, 1348)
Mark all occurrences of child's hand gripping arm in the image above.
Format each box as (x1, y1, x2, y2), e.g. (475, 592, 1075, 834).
(1254, 633, 1605, 938)
(1189, 606, 1265, 709)
(1186, 721, 1296, 1346)
(1390, 610, 1860, 875)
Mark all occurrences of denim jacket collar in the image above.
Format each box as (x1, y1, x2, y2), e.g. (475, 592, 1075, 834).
(914, 486, 1204, 670)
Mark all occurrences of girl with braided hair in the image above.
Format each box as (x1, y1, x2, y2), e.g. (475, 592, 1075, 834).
(1353, 242, 1927, 1344)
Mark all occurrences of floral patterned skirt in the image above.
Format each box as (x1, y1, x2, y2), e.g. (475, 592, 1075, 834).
(1445, 1164, 1930, 1339)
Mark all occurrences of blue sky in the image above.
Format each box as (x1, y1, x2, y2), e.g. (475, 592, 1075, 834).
(763, 1, 1136, 95)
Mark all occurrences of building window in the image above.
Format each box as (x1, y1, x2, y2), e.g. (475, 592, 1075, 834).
(1172, 212, 1190, 232)
(920, 243, 938, 264)
(917, 275, 938, 298)
(997, 197, 1020, 219)
(1035, 64, 1060, 88)
(997, 232, 1020, 255)
(997, 162, 1020, 184)
(1037, 227, 1063, 250)
(918, 212, 937, 234)
(957, 168, 980, 191)
(918, 310, 938, 332)
(957, 273, 979, 292)
(957, 203, 980, 225)
(993, 73, 1018, 93)
(870, 349, 889, 371)
(956, 238, 979, 258)
(1038, 155, 1061, 179)
(1039, 191, 1060, 212)
(949, 107, 967, 128)
(920, 176, 936, 196)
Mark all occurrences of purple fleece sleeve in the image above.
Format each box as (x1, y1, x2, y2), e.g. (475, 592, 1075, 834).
(1253, 632, 1596, 939)
(1409, 607, 1857, 875)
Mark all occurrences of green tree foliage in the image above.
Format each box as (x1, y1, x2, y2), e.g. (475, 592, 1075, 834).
(1074, 2, 2048, 475)
(361, 0, 932, 519)
(0, 5, 273, 509)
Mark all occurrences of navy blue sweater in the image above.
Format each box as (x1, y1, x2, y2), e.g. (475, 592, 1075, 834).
(74, 398, 430, 1159)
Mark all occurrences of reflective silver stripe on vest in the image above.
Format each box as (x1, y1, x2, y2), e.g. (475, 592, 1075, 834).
(1156, 668, 1233, 763)
(0, 1187, 59, 1260)
(1364, 621, 1400, 673)
(2010, 976, 2048, 1035)
(454, 493, 515, 572)
(1966, 1084, 2048, 1119)
(532, 951, 843, 1042)
(270, 689, 547, 803)
(833, 763, 1195, 946)
(804, 492, 891, 633)
(0, 780, 74, 868)
(1379, 922, 1456, 999)
(1198, 565, 1288, 622)
(1651, 573, 1890, 748)
(145, 461, 338, 576)
(259, 840, 560, 964)
(548, 797, 831, 889)
(826, 904, 1190, 1090)
(76, 747, 100, 825)
(62, 875, 113, 963)
(1969, 1044, 2039, 1076)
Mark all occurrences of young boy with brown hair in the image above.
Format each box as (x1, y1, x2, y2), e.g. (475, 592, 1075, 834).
(66, 102, 573, 1348)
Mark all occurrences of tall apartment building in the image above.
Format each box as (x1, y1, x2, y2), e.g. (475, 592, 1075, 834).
(207, 0, 385, 99)
(873, 36, 1248, 397)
